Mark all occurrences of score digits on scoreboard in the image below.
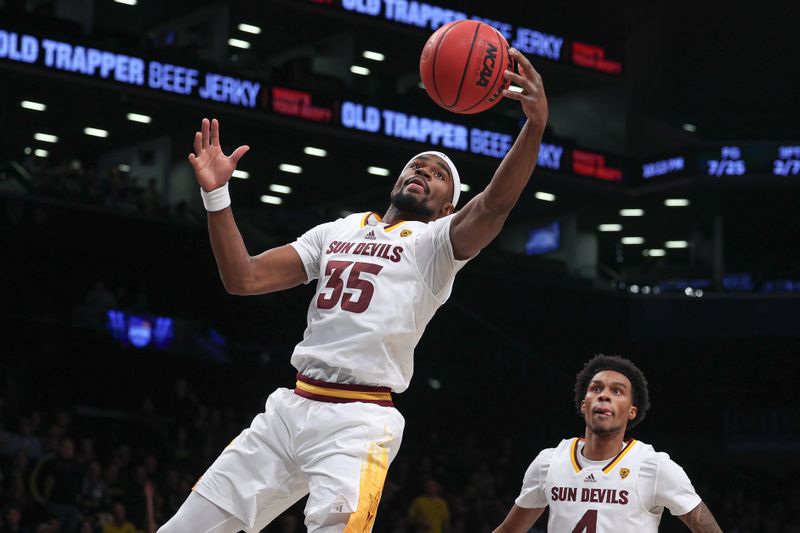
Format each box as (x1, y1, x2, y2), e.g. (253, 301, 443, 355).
(706, 146, 746, 177)
(773, 146, 800, 176)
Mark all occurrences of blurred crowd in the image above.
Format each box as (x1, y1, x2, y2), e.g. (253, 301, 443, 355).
(15, 155, 198, 223)
(2, 378, 799, 533)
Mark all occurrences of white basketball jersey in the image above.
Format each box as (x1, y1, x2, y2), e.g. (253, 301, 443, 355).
(289, 212, 469, 392)
(516, 438, 702, 533)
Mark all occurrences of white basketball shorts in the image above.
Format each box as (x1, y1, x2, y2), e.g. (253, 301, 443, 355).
(192, 387, 405, 532)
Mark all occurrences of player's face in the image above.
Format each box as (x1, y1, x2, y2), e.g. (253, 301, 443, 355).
(390, 156, 455, 218)
(580, 370, 638, 436)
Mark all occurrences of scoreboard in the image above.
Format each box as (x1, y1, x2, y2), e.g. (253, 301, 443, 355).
(697, 144, 800, 178)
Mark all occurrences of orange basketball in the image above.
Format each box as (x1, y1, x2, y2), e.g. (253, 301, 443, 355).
(419, 20, 514, 114)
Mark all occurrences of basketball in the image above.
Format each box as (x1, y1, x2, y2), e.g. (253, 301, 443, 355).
(419, 20, 514, 114)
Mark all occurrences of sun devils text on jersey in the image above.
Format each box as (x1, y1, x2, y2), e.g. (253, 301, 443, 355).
(516, 438, 702, 532)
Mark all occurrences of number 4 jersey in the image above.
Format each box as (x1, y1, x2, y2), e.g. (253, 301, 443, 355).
(289, 211, 470, 393)
(515, 438, 702, 532)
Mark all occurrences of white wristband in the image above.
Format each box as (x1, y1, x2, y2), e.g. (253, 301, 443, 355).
(200, 182, 231, 212)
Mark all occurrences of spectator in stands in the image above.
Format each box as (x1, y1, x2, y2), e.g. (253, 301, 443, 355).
(0, 505, 28, 533)
(101, 503, 140, 533)
(104, 464, 126, 505)
(407, 479, 451, 533)
(36, 437, 83, 533)
(3, 471, 31, 516)
(79, 461, 109, 515)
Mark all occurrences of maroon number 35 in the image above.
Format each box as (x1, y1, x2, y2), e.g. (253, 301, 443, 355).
(317, 260, 383, 313)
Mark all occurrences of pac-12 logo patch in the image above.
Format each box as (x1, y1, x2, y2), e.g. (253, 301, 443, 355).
(620, 468, 630, 479)
(400, 229, 413, 237)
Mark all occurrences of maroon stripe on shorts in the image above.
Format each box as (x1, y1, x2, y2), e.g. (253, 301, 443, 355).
(293, 387, 394, 407)
(296, 373, 392, 393)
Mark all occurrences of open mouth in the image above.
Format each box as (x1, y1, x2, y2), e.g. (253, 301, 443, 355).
(404, 177, 428, 194)
(593, 407, 613, 417)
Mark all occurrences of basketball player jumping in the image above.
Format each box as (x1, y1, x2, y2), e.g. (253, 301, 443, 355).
(493, 355, 722, 533)
(159, 47, 547, 533)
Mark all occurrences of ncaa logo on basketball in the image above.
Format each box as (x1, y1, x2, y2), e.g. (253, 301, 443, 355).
(620, 468, 630, 479)
(400, 229, 413, 237)
(477, 42, 498, 88)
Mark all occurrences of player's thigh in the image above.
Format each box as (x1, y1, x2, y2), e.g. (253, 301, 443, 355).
(194, 388, 307, 529)
(157, 491, 246, 533)
(300, 403, 405, 532)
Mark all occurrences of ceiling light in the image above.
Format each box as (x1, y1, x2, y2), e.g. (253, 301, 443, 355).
(231, 169, 249, 179)
(682, 123, 697, 132)
(418, 81, 426, 89)
(24, 147, 32, 154)
(362, 50, 385, 61)
(269, 184, 292, 194)
(665, 240, 689, 248)
(350, 65, 370, 76)
(460, 183, 471, 192)
(114, 0, 137, 5)
(598, 224, 622, 232)
(535, 191, 556, 202)
(84, 127, 109, 138)
(279, 163, 302, 174)
(34, 149, 48, 157)
(34, 133, 58, 143)
(367, 166, 390, 176)
(118, 164, 131, 172)
(127, 112, 151, 124)
(238, 23, 261, 34)
(664, 198, 690, 207)
(228, 38, 250, 49)
(21, 100, 46, 111)
(621, 237, 645, 245)
(619, 208, 644, 217)
(644, 248, 666, 257)
(508, 85, 523, 93)
(260, 195, 283, 205)
(303, 146, 327, 157)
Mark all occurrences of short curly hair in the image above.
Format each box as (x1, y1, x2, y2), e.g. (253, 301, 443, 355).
(574, 354, 651, 429)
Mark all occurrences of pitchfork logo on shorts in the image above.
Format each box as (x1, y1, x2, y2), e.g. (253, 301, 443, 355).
(620, 468, 630, 479)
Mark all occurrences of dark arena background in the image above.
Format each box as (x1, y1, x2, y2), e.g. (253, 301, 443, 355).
(2, 1, 800, 532)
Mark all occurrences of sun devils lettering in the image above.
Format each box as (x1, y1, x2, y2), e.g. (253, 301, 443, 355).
(551, 486, 629, 505)
(325, 240, 404, 263)
(477, 42, 498, 88)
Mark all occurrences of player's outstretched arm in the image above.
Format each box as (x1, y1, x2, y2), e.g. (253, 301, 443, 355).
(492, 504, 545, 533)
(449, 48, 548, 260)
(189, 118, 307, 295)
(678, 502, 723, 533)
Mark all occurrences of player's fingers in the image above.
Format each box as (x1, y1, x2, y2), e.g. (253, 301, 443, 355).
(509, 48, 540, 84)
(210, 118, 219, 147)
(229, 145, 250, 165)
(502, 89, 525, 101)
(504, 70, 529, 89)
(188, 153, 198, 167)
(201, 118, 210, 149)
(193, 132, 202, 155)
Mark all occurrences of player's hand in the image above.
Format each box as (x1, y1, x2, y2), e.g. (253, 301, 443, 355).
(502, 48, 548, 132)
(188, 118, 249, 192)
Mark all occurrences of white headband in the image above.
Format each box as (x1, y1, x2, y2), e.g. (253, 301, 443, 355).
(404, 151, 461, 207)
